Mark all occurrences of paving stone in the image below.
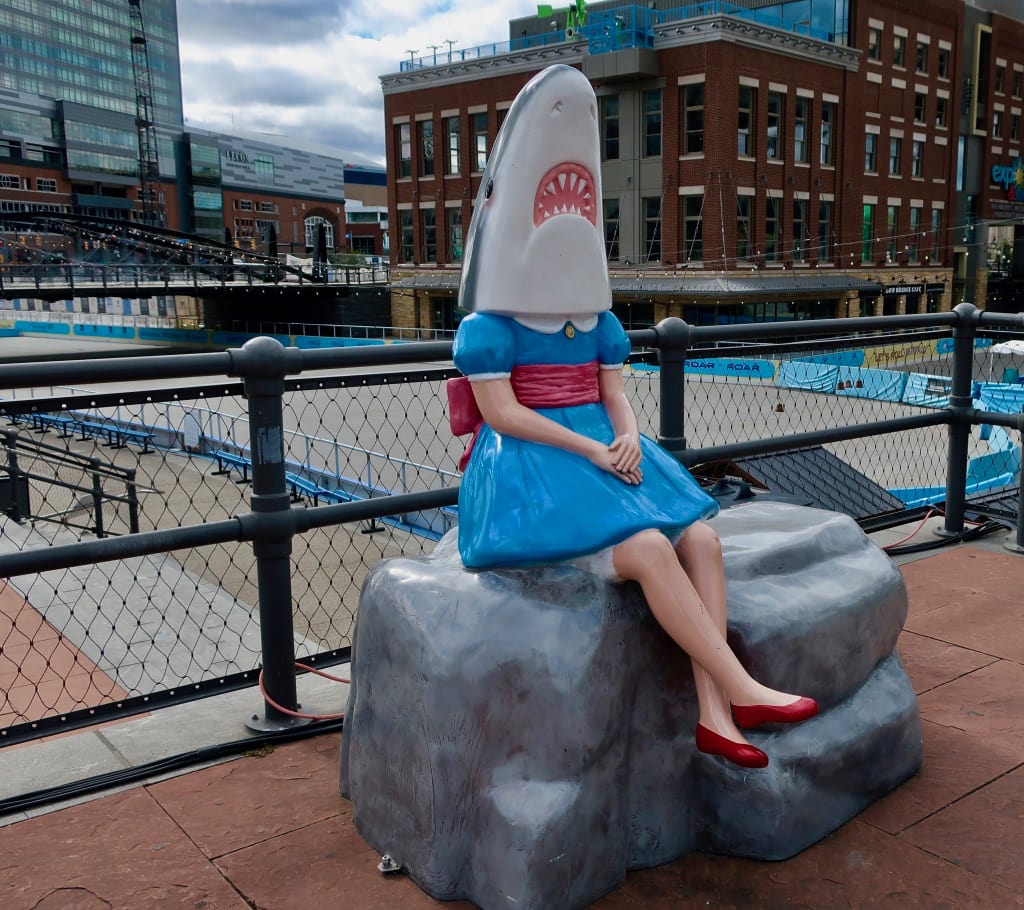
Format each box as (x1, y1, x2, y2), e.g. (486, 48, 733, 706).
(0, 788, 249, 909)
(901, 765, 1024, 895)
(902, 549, 1024, 662)
(896, 630, 998, 695)
(916, 660, 1024, 764)
(859, 718, 1018, 834)
(216, 812, 476, 910)
(0, 730, 123, 800)
(594, 819, 1024, 909)
(148, 733, 343, 858)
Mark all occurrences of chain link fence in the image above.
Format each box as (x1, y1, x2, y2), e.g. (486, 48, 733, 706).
(0, 308, 1021, 747)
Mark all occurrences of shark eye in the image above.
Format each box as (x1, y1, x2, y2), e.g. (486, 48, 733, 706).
(485, 179, 494, 198)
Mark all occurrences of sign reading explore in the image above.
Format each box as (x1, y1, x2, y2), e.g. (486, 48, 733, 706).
(991, 156, 1024, 202)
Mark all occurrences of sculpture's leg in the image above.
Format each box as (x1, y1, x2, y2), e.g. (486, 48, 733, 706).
(612, 529, 802, 720)
(673, 523, 737, 737)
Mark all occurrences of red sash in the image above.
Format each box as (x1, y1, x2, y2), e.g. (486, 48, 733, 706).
(448, 361, 600, 471)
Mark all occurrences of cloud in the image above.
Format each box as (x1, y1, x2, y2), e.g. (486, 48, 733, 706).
(177, 0, 539, 164)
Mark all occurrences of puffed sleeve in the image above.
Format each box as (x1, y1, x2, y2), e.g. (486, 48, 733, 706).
(453, 313, 517, 379)
(596, 310, 631, 369)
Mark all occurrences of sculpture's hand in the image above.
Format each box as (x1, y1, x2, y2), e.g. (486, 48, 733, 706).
(590, 443, 642, 485)
(609, 432, 642, 474)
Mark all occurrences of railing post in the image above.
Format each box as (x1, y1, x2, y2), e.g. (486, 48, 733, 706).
(230, 336, 310, 732)
(940, 302, 979, 536)
(90, 458, 105, 538)
(4, 430, 24, 523)
(654, 317, 691, 460)
(126, 467, 140, 534)
(1005, 412, 1024, 555)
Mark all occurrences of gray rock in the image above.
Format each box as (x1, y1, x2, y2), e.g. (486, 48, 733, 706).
(340, 501, 921, 909)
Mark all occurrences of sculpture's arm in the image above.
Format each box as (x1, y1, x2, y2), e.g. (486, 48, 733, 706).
(599, 368, 643, 477)
(470, 377, 640, 483)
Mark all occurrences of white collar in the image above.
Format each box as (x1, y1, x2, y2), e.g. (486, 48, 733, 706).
(512, 313, 600, 333)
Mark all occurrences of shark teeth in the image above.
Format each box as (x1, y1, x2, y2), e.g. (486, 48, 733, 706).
(533, 162, 598, 228)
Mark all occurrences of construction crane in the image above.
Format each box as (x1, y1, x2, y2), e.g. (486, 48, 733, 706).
(127, 0, 163, 226)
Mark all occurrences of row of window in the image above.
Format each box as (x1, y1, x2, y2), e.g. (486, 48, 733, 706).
(394, 196, 943, 268)
(862, 204, 943, 265)
(866, 27, 951, 81)
(865, 133, 931, 179)
(232, 199, 279, 213)
(395, 112, 492, 179)
(0, 174, 54, 191)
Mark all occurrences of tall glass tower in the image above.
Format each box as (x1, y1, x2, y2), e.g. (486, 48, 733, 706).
(0, 0, 184, 129)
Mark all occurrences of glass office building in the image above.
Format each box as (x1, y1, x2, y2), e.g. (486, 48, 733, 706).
(0, 0, 184, 129)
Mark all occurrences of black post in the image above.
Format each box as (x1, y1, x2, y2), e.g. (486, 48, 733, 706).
(940, 303, 979, 536)
(126, 467, 140, 534)
(231, 336, 311, 732)
(90, 458, 105, 539)
(654, 317, 691, 460)
(1006, 412, 1024, 555)
(4, 431, 23, 523)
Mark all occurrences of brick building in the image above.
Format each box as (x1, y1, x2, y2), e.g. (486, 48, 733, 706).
(381, 0, 1024, 333)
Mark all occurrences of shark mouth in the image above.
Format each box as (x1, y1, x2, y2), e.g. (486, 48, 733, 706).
(533, 162, 597, 228)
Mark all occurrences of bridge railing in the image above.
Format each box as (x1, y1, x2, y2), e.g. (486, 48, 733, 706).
(0, 304, 1020, 761)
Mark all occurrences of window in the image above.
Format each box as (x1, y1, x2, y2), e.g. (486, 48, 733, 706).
(445, 116, 460, 175)
(820, 102, 835, 165)
(239, 199, 253, 211)
(916, 42, 928, 74)
(936, 97, 948, 128)
(862, 203, 875, 262)
(254, 154, 274, 178)
(260, 202, 276, 213)
(396, 123, 411, 178)
(603, 198, 620, 260)
(496, 108, 509, 134)
(642, 196, 661, 262)
(683, 84, 705, 154)
(886, 205, 899, 262)
(995, 65, 1005, 94)
(865, 133, 878, 172)
(908, 206, 921, 260)
(419, 120, 434, 177)
(767, 91, 784, 160)
(421, 209, 436, 261)
(600, 95, 620, 160)
(643, 89, 662, 157)
(993, 110, 1002, 139)
(867, 28, 881, 61)
(303, 216, 333, 249)
(792, 199, 807, 262)
(0, 174, 20, 189)
(765, 197, 780, 262)
(937, 48, 950, 79)
(736, 196, 751, 260)
(893, 34, 906, 67)
(930, 209, 942, 263)
(447, 207, 463, 261)
(738, 86, 755, 156)
(794, 97, 809, 163)
(683, 195, 703, 262)
(889, 136, 902, 175)
(1014, 71, 1023, 99)
(473, 112, 488, 171)
(35, 177, 57, 192)
(912, 139, 924, 177)
(1011, 114, 1020, 142)
(914, 92, 926, 123)
(399, 210, 414, 261)
(818, 201, 833, 262)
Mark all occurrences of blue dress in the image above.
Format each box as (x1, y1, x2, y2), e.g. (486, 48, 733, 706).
(453, 311, 719, 569)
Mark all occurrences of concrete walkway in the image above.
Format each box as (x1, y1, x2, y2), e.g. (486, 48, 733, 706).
(0, 523, 1021, 909)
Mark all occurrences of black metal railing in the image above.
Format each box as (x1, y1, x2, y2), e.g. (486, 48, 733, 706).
(0, 303, 1020, 749)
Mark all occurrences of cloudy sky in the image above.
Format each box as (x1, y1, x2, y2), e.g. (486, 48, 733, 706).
(175, 0, 540, 166)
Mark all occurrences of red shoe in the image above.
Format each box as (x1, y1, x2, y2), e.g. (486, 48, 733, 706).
(732, 696, 819, 729)
(695, 724, 769, 769)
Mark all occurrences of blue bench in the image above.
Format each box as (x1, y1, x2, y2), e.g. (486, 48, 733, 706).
(212, 449, 252, 483)
(30, 413, 76, 437)
(284, 471, 352, 506)
(77, 420, 154, 453)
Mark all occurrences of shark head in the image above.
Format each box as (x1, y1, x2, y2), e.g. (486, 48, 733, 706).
(458, 64, 611, 319)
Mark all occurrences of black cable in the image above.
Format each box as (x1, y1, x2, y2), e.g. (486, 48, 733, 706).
(0, 717, 344, 818)
(884, 519, 1006, 556)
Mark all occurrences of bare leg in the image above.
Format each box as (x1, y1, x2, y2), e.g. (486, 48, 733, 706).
(613, 528, 802, 742)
